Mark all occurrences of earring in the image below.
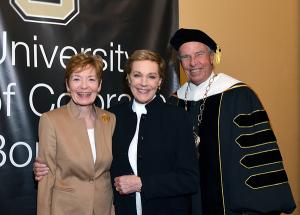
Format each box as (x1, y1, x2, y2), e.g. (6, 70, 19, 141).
(157, 85, 161, 92)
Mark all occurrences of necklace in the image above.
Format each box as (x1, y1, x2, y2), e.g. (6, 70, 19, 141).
(184, 74, 217, 147)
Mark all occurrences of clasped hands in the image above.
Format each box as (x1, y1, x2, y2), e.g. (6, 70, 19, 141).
(114, 175, 142, 195)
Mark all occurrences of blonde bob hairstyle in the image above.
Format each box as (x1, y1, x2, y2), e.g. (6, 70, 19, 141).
(125, 49, 166, 82)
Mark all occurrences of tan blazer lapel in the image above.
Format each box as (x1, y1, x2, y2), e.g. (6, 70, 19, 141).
(94, 110, 113, 177)
(67, 101, 95, 173)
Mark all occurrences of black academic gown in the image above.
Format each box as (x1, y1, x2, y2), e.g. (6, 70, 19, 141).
(110, 96, 199, 215)
(168, 83, 296, 215)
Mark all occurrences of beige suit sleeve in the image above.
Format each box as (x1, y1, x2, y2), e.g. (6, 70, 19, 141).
(37, 113, 56, 215)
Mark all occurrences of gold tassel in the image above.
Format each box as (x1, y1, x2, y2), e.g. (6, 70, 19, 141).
(215, 45, 221, 64)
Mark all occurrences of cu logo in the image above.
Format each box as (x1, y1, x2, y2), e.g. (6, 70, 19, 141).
(10, 0, 79, 25)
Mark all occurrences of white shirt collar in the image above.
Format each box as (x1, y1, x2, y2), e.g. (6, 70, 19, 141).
(132, 99, 147, 115)
(177, 72, 241, 101)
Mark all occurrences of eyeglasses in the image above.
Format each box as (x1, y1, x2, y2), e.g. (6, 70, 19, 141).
(179, 50, 210, 62)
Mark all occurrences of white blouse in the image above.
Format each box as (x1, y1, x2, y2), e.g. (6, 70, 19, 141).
(87, 128, 96, 163)
(128, 100, 147, 215)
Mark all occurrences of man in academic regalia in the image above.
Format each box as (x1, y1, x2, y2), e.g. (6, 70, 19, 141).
(168, 28, 296, 215)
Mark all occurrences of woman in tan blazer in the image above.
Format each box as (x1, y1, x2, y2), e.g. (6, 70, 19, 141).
(37, 53, 115, 215)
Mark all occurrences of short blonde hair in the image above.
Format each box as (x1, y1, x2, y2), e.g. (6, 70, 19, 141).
(125, 50, 166, 81)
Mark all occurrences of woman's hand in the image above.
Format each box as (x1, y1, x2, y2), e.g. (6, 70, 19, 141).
(114, 175, 142, 195)
(33, 157, 49, 181)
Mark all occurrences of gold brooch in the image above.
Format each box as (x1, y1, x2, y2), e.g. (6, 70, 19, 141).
(101, 114, 110, 122)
